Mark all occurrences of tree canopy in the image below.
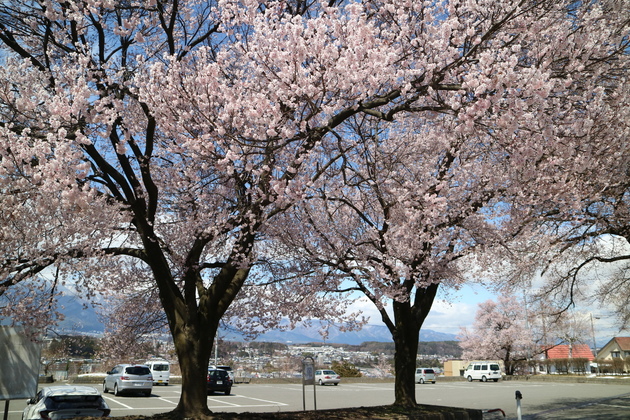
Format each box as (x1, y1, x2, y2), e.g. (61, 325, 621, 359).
(0, 0, 628, 415)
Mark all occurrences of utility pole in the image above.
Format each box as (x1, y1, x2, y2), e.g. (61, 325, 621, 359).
(590, 313, 599, 375)
(214, 339, 218, 366)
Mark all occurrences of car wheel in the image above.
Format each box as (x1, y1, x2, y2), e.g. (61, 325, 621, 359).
(432, 381, 436, 384)
(103, 381, 109, 394)
(318, 379, 323, 386)
(481, 376, 487, 382)
(420, 378, 425, 384)
(114, 384, 121, 396)
(467, 376, 473, 382)
(333, 383, 338, 386)
(144, 390, 151, 397)
(225, 388, 231, 395)
(493, 379, 499, 382)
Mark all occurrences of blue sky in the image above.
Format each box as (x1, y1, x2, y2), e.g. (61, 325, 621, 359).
(347, 283, 496, 338)
(347, 283, 626, 347)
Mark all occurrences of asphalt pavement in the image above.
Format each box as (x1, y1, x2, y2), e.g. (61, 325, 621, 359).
(3, 380, 630, 420)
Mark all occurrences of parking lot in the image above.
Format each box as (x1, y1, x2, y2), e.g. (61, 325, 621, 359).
(3, 380, 630, 419)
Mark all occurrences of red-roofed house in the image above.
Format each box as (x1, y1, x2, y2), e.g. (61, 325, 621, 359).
(546, 344, 595, 360)
(596, 337, 630, 374)
(536, 344, 595, 374)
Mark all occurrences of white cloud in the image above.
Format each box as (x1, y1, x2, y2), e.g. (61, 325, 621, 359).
(423, 299, 477, 334)
(346, 285, 494, 336)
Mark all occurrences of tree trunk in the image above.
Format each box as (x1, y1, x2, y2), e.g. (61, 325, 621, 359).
(172, 324, 214, 418)
(392, 301, 420, 407)
(503, 348, 513, 376)
(390, 282, 440, 407)
(176, 356, 212, 417)
(143, 240, 217, 418)
(151, 250, 250, 417)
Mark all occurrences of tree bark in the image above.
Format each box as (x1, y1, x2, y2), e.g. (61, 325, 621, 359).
(392, 300, 420, 407)
(172, 323, 215, 418)
(389, 282, 440, 407)
(141, 236, 223, 417)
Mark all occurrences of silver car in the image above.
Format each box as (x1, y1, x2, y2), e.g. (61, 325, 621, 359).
(314, 369, 341, 385)
(103, 364, 153, 397)
(415, 368, 436, 384)
(22, 385, 110, 420)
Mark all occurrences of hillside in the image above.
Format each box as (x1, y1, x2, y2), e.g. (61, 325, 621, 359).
(54, 293, 459, 345)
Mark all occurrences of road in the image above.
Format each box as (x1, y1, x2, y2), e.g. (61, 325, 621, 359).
(3, 381, 630, 419)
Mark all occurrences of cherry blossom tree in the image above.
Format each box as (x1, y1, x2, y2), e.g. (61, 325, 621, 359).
(458, 297, 535, 375)
(459, 298, 597, 375)
(265, 0, 629, 407)
(0, 0, 627, 414)
(484, 3, 630, 330)
(270, 115, 509, 404)
(0, 0, 375, 415)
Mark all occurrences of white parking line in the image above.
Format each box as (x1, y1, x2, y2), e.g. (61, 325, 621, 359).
(258, 385, 302, 392)
(156, 397, 178, 405)
(210, 404, 287, 409)
(207, 395, 289, 408)
(338, 384, 392, 391)
(238, 396, 288, 406)
(101, 396, 133, 409)
(208, 398, 241, 407)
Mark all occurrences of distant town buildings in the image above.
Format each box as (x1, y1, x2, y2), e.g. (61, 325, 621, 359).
(41, 334, 630, 380)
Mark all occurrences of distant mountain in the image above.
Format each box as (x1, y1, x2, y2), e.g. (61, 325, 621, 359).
(55, 296, 457, 344)
(222, 321, 457, 345)
(55, 294, 104, 334)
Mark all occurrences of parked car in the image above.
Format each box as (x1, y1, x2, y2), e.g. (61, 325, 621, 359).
(209, 365, 235, 382)
(415, 368, 436, 384)
(22, 385, 110, 420)
(464, 361, 502, 382)
(207, 368, 232, 395)
(145, 359, 170, 386)
(314, 369, 340, 386)
(103, 364, 153, 396)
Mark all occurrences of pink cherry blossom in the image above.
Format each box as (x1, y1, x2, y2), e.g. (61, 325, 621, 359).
(0, 0, 628, 414)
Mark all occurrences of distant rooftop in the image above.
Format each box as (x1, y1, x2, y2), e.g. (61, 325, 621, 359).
(545, 344, 594, 361)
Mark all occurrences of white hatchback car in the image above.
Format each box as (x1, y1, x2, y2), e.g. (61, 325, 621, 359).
(314, 369, 341, 385)
(22, 385, 110, 420)
(415, 368, 436, 384)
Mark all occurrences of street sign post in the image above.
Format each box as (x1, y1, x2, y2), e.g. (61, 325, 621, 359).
(302, 357, 316, 411)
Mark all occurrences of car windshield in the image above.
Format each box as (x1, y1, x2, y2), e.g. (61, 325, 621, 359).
(125, 366, 151, 375)
(208, 370, 228, 379)
(490, 365, 500, 371)
(322, 370, 336, 375)
(48, 396, 103, 409)
(153, 364, 169, 371)
(424, 369, 434, 374)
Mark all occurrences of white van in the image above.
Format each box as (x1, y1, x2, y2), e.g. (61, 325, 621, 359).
(145, 359, 170, 386)
(464, 361, 502, 382)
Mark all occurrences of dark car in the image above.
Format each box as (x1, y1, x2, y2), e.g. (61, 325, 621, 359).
(207, 369, 232, 395)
